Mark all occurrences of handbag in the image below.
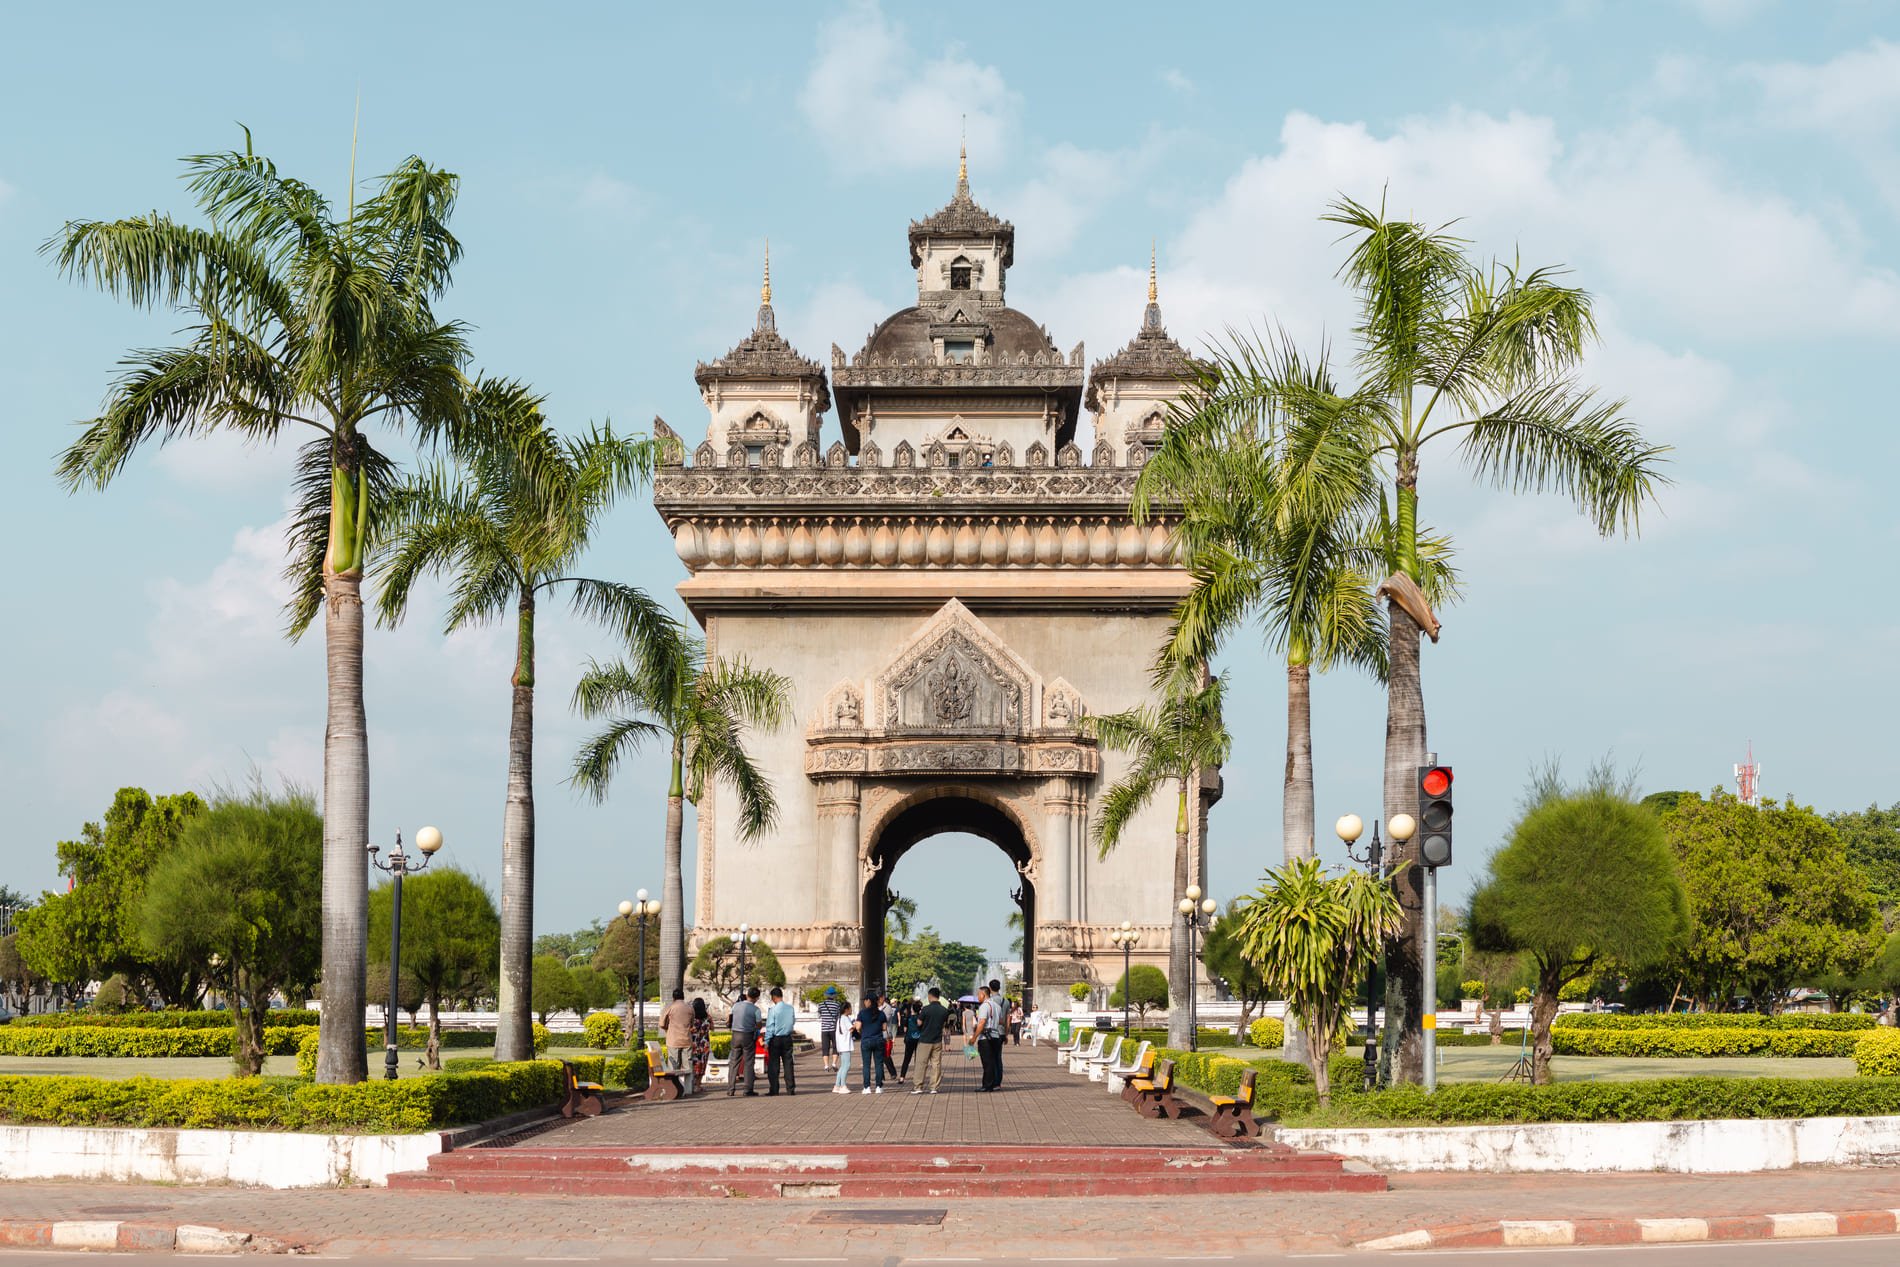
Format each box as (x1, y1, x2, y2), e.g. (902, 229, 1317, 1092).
(963, 1041, 978, 1060)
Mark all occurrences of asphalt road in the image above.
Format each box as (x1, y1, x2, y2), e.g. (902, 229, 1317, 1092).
(5, 1236, 1898, 1264)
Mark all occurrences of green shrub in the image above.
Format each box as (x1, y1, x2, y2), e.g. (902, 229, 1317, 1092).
(565, 1056, 605, 1084)
(1321, 1075, 1900, 1124)
(1856, 1030, 1900, 1077)
(531, 1022, 550, 1055)
(582, 1013, 624, 1049)
(603, 1050, 650, 1091)
(0, 1062, 563, 1132)
(0, 1024, 317, 1058)
(1247, 1017, 1285, 1048)
(1553, 1012, 1876, 1032)
(295, 1032, 319, 1078)
(1549, 1027, 1858, 1058)
(1436, 1031, 1529, 1047)
(11, 1008, 322, 1030)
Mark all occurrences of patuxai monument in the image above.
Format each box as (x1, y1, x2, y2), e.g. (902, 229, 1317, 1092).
(652, 151, 1222, 1010)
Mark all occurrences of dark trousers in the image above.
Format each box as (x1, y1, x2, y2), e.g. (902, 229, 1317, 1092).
(900, 1036, 919, 1078)
(728, 1030, 757, 1094)
(860, 1040, 885, 1088)
(978, 1034, 1004, 1089)
(766, 1034, 796, 1093)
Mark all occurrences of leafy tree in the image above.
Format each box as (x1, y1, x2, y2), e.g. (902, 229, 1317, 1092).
(568, 964, 621, 1014)
(535, 919, 609, 963)
(1471, 764, 1686, 1084)
(366, 962, 425, 1024)
(571, 626, 791, 998)
(1087, 670, 1231, 1049)
(0, 934, 38, 1008)
(1202, 902, 1273, 1032)
(1461, 946, 1525, 1042)
(529, 953, 581, 1025)
(138, 787, 323, 1075)
(15, 789, 206, 1005)
(1828, 802, 1900, 918)
(1168, 200, 1668, 1082)
(1006, 908, 1024, 957)
(1663, 791, 1882, 1012)
(49, 137, 479, 1084)
(1641, 790, 1693, 816)
(592, 915, 662, 1043)
(377, 399, 663, 1063)
(1236, 858, 1404, 1104)
(369, 868, 500, 1069)
(886, 928, 989, 996)
(884, 894, 918, 957)
(1109, 964, 1169, 1024)
(689, 935, 785, 1002)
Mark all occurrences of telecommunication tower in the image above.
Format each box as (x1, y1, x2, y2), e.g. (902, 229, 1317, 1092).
(1733, 742, 1761, 807)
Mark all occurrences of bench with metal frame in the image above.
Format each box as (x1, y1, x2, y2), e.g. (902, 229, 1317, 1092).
(1206, 1067, 1261, 1138)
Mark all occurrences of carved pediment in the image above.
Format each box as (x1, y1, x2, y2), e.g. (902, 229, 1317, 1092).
(875, 599, 1036, 736)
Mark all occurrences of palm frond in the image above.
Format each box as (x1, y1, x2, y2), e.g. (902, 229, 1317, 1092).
(569, 714, 666, 802)
(1453, 383, 1670, 535)
(283, 435, 403, 636)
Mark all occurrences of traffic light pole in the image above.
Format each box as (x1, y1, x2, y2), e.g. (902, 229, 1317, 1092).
(1422, 861, 1437, 1093)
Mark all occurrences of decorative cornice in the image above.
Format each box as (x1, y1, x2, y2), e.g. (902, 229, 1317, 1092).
(805, 737, 1099, 778)
(662, 510, 1179, 574)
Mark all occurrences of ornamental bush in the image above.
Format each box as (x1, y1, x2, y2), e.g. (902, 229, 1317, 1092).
(532, 1022, 550, 1054)
(1553, 1012, 1875, 1032)
(1247, 1017, 1286, 1048)
(582, 1012, 624, 1049)
(296, 1032, 319, 1078)
(0, 1062, 564, 1132)
(603, 1050, 651, 1091)
(1321, 1076, 1900, 1124)
(1856, 1029, 1900, 1077)
(1548, 1026, 1859, 1058)
(10, 1009, 322, 1030)
(0, 1024, 317, 1058)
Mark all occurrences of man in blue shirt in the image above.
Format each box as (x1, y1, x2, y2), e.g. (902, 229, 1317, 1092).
(727, 986, 762, 1097)
(855, 995, 886, 1093)
(976, 980, 1007, 1091)
(763, 987, 798, 1095)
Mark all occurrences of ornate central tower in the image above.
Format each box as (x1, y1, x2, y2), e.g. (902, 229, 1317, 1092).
(652, 158, 1219, 1009)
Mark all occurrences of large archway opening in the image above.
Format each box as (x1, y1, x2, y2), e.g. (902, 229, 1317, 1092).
(861, 792, 1034, 1004)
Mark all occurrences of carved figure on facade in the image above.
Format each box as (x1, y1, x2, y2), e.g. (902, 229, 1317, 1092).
(1057, 443, 1082, 469)
(876, 601, 1034, 735)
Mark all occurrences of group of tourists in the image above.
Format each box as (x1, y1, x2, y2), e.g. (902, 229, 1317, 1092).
(652, 981, 1020, 1098)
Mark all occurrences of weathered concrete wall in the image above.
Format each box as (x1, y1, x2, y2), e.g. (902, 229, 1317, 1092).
(0, 1125, 443, 1188)
(1279, 1115, 1900, 1174)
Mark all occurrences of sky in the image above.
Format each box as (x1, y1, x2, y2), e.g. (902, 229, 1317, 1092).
(2, 1, 1896, 964)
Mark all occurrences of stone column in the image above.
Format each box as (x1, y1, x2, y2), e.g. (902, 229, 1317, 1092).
(1039, 776, 1077, 924)
(816, 777, 862, 926)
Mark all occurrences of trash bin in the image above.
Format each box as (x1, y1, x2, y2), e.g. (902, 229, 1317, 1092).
(1057, 1017, 1072, 1044)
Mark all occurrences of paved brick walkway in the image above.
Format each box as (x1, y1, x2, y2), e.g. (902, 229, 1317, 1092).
(536, 1043, 1209, 1147)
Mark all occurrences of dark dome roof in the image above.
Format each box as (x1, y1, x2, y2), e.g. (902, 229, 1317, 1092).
(860, 305, 1057, 363)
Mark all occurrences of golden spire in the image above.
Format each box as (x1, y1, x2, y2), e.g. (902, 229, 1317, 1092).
(1148, 240, 1158, 304)
(761, 239, 772, 305)
(957, 115, 969, 196)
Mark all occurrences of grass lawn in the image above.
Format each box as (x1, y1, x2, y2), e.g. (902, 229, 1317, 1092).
(1201, 1044, 1858, 1082)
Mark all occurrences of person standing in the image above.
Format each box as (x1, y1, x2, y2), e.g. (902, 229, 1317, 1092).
(689, 998, 712, 1092)
(816, 986, 845, 1074)
(975, 982, 1005, 1092)
(727, 987, 762, 1097)
(856, 994, 886, 1093)
(831, 1007, 856, 1093)
(899, 1001, 922, 1082)
(912, 987, 950, 1095)
(763, 986, 797, 1095)
(877, 992, 900, 1083)
(658, 989, 694, 1094)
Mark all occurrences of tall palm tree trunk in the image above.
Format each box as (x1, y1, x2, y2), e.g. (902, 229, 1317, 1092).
(1381, 596, 1428, 1085)
(1283, 661, 1315, 864)
(316, 572, 370, 1084)
(1167, 784, 1193, 1050)
(494, 590, 537, 1063)
(661, 747, 686, 999)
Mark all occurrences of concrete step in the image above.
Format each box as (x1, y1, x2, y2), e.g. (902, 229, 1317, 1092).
(387, 1167, 1384, 1199)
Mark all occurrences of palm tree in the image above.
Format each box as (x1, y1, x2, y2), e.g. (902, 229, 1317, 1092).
(46, 134, 476, 1083)
(1154, 196, 1669, 1082)
(1086, 671, 1232, 1049)
(571, 628, 792, 998)
(375, 387, 668, 1062)
(884, 894, 918, 959)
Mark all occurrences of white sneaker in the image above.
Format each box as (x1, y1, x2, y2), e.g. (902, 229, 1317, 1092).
(929, 1089, 938, 1094)
(874, 1086, 884, 1094)
(910, 1088, 923, 1095)
(861, 1086, 871, 1094)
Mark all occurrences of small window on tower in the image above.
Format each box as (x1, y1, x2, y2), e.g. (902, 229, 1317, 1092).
(744, 443, 766, 468)
(950, 261, 972, 290)
(944, 339, 975, 364)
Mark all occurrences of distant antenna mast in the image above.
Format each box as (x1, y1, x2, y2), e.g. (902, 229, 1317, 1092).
(1733, 741, 1761, 807)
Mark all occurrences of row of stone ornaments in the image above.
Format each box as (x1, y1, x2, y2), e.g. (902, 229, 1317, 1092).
(656, 422, 1155, 472)
(673, 514, 1182, 571)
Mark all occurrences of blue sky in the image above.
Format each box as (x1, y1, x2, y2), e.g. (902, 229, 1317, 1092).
(2, 1, 1896, 963)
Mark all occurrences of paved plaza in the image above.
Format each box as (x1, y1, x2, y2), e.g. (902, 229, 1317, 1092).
(533, 1043, 1211, 1148)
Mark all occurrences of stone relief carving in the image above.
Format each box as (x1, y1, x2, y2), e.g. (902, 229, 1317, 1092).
(893, 440, 915, 468)
(927, 657, 975, 724)
(876, 602, 1033, 735)
(1026, 441, 1048, 468)
(793, 440, 818, 468)
(1042, 677, 1085, 729)
(834, 687, 862, 727)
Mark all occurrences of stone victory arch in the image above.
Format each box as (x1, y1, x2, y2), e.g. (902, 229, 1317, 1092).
(651, 156, 1221, 1010)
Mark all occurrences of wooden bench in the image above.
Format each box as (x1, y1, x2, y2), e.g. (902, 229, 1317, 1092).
(1207, 1068, 1261, 1138)
(1118, 1046, 1157, 1103)
(559, 1060, 603, 1118)
(643, 1042, 690, 1102)
(1129, 1057, 1181, 1119)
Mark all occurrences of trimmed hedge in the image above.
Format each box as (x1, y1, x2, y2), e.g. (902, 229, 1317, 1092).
(582, 1013, 623, 1049)
(1857, 1030, 1900, 1077)
(1553, 1012, 1876, 1032)
(0, 1061, 564, 1132)
(0, 1025, 317, 1058)
(1246, 1017, 1286, 1048)
(8, 1009, 322, 1030)
(1316, 1076, 1900, 1124)
(603, 1051, 651, 1091)
(1549, 1027, 1861, 1058)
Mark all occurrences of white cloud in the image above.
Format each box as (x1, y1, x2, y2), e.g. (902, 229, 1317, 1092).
(1743, 39, 1900, 133)
(1161, 68, 1194, 94)
(798, 0, 1016, 173)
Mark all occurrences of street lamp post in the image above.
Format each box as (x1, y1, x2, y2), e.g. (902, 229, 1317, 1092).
(1337, 813, 1382, 1091)
(617, 892, 661, 1045)
(1177, 885, 1218, 1051)
(1110, 921, 1140, 1037)
(368, 826, 444, 1081)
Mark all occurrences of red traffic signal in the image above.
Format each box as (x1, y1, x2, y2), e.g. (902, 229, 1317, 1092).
(1417, 765, 1453, 868)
